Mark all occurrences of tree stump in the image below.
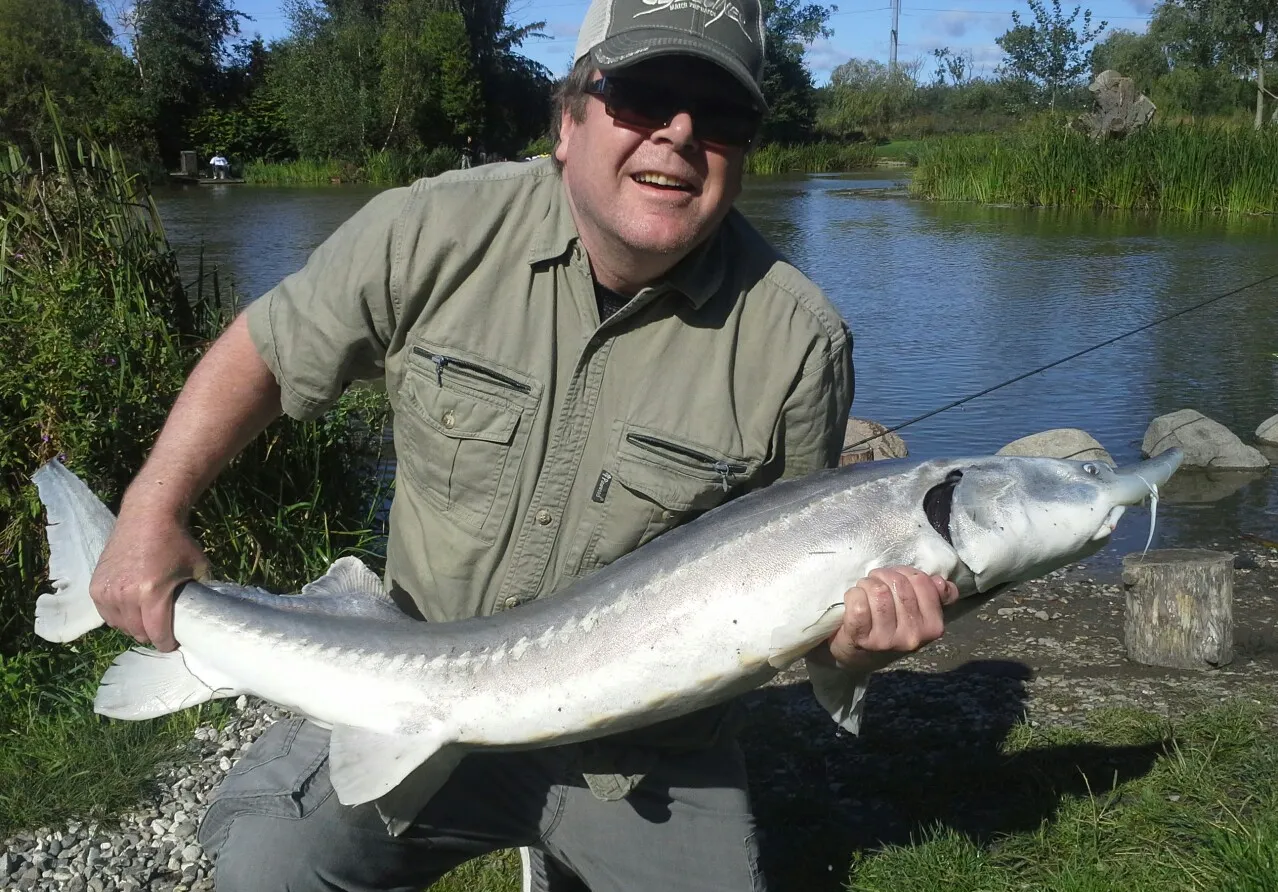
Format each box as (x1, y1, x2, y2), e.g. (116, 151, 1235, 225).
(1121, 549, 1233, 669)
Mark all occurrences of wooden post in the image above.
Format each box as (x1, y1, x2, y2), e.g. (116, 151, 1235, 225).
(1121, 549, 1233, 669)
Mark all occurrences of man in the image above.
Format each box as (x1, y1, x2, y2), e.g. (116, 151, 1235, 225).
(88, 0, 958, 889)
(209, 152, 230, 179)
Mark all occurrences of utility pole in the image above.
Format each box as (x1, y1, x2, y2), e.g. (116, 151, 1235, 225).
(889, 0, 901, 72)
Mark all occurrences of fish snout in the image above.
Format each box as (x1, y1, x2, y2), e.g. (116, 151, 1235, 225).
(1110, 447, 1183, 505)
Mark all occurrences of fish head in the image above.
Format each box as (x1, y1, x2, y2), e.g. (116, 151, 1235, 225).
(928, 449, 1184, 591)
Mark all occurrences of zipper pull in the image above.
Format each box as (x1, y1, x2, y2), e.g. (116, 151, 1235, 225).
(433, 356, 449, 386)
(714, 460, 732, 492)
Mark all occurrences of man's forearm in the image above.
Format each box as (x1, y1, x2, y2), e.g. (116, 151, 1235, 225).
(122, 312, 283, 520)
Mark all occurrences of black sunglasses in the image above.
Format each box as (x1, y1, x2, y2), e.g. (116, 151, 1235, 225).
(583, 77, 761, 149)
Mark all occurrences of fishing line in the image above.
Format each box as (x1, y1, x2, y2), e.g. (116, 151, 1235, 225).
(842, 269, 1278, 456)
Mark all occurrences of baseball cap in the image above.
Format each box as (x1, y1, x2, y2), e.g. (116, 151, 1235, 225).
(574, 0, 768, 112)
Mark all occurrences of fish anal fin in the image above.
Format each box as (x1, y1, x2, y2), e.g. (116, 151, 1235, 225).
(806, 659, 870, 735)
(328, 724, 458, 811)
(94, 649, 237, 719)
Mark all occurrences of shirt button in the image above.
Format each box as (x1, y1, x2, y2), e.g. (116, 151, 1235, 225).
(535, 509, 553, 526)
(662, 510, 676, 522)
(504, 596, 519, 609)
(441, 410, 455, 429)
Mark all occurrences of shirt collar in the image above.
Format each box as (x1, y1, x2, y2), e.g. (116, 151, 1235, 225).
(528, 174, 728, 311)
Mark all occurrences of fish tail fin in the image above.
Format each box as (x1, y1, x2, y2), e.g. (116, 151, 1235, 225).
(94, 648, 236, 719)
(31, 460, 115, 642)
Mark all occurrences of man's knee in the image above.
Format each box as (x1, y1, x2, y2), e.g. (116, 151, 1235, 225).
(210, 812, 337, 892)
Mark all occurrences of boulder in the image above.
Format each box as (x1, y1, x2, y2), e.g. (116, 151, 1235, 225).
(1142, 409, 1269, 470)
(996, 429, 1114, 465)
(1071, 70, 1157, 140)
(841, 418, 908, 465)
(1256, 413, 1278, 446)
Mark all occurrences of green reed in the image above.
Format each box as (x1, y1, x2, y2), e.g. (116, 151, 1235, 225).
(747, 141, 878, 175)
(245, 146, 463, 186)
(911, 124, 1278, 214)
(0, 111, 390, 833)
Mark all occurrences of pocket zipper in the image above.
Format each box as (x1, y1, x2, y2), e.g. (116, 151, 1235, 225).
(413, 347, 531, 393)
(625, 433, 747, 492)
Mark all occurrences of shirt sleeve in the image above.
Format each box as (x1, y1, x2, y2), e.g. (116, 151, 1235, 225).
(775, 321, 855, 477)
(245, 186, 411, 420)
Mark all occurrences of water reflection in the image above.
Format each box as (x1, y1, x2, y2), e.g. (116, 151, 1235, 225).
(153, 172, 1278, 574)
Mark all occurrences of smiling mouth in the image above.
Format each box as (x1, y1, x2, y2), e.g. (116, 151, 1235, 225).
(633, 172, 694, 192)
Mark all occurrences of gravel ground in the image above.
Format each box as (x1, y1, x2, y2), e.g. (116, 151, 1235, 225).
(4, 542, 1275, 891)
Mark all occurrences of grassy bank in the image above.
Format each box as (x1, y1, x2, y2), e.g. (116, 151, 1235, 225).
(746, 141, 877, 175)
(419, 699, 1278, 891)
(911, 124, 1278, 214)
(243, 146, 461, 185)
(0, 130, 389, 835)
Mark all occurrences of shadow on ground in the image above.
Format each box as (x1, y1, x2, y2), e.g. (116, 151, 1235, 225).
(740, 659, 1167, 892)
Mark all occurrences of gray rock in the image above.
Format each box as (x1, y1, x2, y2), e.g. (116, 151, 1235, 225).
(842, 418, 908, 463)
(1142, 409, 1269, 469)
(997, 428, 1114, 464)
(1256, 414, 1278, 446)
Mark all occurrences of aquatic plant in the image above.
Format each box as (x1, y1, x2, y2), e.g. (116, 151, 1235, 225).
(746, 141, 878, 175)
(911, 123, 1278, 215)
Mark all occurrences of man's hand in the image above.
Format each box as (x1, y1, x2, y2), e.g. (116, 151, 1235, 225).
(824, 566, 960, 671)
(89, 509, 209, 652)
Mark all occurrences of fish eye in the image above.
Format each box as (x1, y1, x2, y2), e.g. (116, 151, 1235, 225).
(1082, 463, 1100, 476)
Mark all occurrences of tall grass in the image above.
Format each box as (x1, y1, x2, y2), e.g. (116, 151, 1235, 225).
(245, 146, 463, 186)
(746, 141, 877, 175)
(0, 114, 389, 834)
(911, 123, 1278, 214)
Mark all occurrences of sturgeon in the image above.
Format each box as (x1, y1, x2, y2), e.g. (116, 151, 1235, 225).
(32, 449, 1182, 824)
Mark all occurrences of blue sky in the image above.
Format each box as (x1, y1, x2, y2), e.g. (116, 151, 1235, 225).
(230, 0, 1160, 84)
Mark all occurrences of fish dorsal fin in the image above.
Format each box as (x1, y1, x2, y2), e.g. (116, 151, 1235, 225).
(300, 556, 390, 601)
(328, 724, 460, 811)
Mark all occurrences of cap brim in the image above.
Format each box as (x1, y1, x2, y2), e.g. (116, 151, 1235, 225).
(590, 30, 768, 113)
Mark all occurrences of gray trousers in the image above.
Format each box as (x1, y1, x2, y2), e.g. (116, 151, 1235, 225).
(198, 717, 766, 892)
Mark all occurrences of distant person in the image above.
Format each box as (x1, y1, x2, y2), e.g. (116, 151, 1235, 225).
(460, 136, 473, 169)
(209, 153, 230, 180)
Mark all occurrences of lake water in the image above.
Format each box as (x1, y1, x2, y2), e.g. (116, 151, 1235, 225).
(153, 172, 1278, 576)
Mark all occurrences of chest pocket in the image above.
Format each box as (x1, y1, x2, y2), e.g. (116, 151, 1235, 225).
(566, 424, 760, 578)
(395, 343, 541, 542)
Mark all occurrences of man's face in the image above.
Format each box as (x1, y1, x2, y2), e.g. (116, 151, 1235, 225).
(555, 56, 756, 275)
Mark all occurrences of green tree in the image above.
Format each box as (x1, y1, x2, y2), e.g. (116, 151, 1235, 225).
(269, 0, 381, 159)
(1090, 28, 1170, 93)
(996, 0, 1108, 106)
(0, 0, 148, 153)
(379, 0, 481, 152)
(133, 0, 248, 160)
(820, 57, 921, 140)
(758, 0, 834, 143)
(1184, 0, 1276, 127)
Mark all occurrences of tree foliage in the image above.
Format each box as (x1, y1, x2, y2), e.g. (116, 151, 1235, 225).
(758, 0, 833, 143)
(0, 0, 149, 153)
(996, 0, 1108, 106)
(133, 0, 248, 158)
(1182, 0, 1276, 127)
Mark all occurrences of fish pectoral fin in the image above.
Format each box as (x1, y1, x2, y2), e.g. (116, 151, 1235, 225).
(806, 659, 870, 735)
(94, 648, 235, 719)
(374, 747, 468, 836)
(767, 602, 846, 670)
(328, 724, 457, 809)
